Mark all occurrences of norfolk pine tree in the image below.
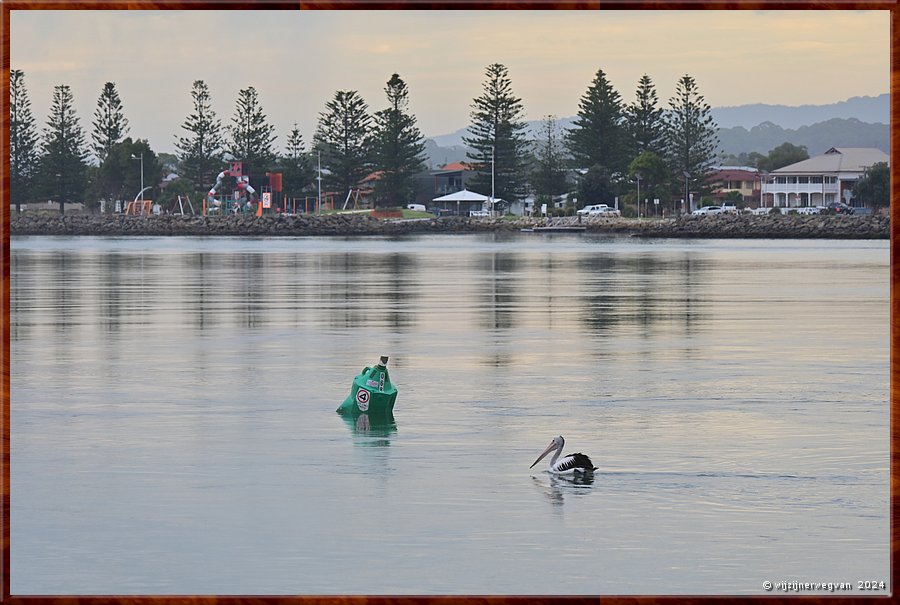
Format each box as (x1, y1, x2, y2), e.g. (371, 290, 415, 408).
(175, 80, 225, 192)
(91, 82, 131, 208)
(10, 69, 40, 211)
(370, 74, 427, 208)
(531, 115, 568, 205)
(313, 90, 372, 197)
(567, 68, 628, 175)
(463, 63, 529, 204)
(280, 123, 314, 201)
(665, 75, 719, 208)
(625, 74, 665, 158)
(37, 84, 89, 214)
(228, 86, 278, 170)
(91, 82, 130, 163)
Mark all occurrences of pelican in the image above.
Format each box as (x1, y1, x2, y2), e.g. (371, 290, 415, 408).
(530, 435, 597, 475)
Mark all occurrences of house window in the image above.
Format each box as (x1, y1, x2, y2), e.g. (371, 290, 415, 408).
(798, 176, 809, 184)
(825, 176, 837, 184)
(809, 176, 823, 184)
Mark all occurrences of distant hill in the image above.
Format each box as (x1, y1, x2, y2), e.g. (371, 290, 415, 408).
(717, 118, 889, 156)
(711, 94, 888, 130)
(423, 94, 890, 167)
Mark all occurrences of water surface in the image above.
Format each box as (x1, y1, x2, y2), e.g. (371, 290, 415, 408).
(11, 234, 890, 595)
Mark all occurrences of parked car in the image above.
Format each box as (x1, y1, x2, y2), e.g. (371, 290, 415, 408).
(825, 201, 855, 214)
(577, 204, 620, 217)
(796, 206, 824, 215)
(406, 203, 427, 212)
(577, 204, 609, 215)
(692, 205, 723, 215)
(469, 209, 490, 217)
(721, 202, 738, 213)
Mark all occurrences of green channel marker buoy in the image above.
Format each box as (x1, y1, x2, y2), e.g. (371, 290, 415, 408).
(336, 356, 398, 416)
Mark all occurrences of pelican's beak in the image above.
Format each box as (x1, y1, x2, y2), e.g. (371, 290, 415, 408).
(530, 441, 558, 468)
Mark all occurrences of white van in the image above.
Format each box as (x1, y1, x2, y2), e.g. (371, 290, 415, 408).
(406, 203, 426, 212)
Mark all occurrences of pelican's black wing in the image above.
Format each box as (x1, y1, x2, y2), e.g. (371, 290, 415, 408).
(556, 452, 598, 473)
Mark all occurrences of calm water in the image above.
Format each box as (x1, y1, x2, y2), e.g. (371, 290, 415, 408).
(10, 234, 890, 595)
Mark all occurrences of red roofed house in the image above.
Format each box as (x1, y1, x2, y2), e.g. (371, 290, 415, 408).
(708, 166, 761, 205)
(431, 162, 477, 197)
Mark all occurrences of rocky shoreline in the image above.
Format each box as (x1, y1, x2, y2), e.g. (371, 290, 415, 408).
(10, 211, 890, 239)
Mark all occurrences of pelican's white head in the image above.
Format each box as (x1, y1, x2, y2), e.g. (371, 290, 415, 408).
(530, 435, 565, 468)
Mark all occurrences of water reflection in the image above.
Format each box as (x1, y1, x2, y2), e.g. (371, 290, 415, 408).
(12, 240, 721, 346)
(579, 253, 708, 334)
(531, 473, 595, 509)
(340, 411, 397, 447)
(320, 252, 420, 331)
(476, 252, 520, 331)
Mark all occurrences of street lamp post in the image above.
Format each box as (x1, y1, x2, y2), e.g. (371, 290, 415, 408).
(490, 145, 495, 217)
(682, 171, 691, 214)
(55, 172, 64, 215)
(131, 153, 144, 202)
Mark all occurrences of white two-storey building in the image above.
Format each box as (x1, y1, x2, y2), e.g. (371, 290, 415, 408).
(762, 147, 888, 209)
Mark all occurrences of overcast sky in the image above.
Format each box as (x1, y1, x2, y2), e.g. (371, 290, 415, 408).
(9, 9, 890, 156)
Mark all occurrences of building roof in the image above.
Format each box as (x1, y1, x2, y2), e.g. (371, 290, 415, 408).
(715, 165, 760, 173)
(773, 147, 889, 174)
(432, 188, 489, 202)
(434, 161, 474, 172)
(711, 168, 759, 181)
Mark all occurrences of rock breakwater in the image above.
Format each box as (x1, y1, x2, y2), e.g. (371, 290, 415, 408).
(10, 211, 890, 239)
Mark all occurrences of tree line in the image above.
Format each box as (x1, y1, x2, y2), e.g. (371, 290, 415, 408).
(9, 71, 428, 214)
(18, 64, 867, 216)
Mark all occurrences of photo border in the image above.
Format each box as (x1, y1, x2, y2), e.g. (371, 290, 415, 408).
(1, 1, 896, 603)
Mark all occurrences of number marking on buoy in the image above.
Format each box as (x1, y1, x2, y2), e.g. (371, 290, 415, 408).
(356, 388, 370, 411)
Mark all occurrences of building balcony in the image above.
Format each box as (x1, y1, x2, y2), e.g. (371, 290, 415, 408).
(763, 183, 839, 194)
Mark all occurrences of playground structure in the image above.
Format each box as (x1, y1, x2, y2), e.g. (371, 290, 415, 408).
(173, 195, 196, 215)
(121, 195, 196, 216)
(124, 200, 154, 215)
(203, 161, 284, 216)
